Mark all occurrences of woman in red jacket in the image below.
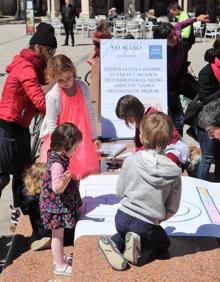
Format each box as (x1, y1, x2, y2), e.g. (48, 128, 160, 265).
(0, 22, 57, 224)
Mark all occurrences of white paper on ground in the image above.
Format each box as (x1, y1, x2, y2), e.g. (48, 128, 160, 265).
(99, 143, 127, 159)
(75, 175, 220, 241)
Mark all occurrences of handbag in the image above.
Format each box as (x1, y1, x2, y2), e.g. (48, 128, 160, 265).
(184, 95, 203, 126)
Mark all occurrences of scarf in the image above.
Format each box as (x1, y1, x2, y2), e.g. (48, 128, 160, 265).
(211, 57, 220, 83)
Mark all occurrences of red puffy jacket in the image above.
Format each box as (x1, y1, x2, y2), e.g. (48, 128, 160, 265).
(0, 48, 46, 128)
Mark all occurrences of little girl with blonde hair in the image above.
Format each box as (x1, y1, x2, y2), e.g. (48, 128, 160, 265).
(19, 163, 52, 251)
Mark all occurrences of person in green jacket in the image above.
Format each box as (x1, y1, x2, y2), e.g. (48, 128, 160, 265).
(168, 2, 195, 58)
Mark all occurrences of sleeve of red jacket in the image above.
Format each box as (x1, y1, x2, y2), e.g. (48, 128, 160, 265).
(18, 63, 46, 114)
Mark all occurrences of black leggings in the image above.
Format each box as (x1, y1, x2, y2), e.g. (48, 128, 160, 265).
(0, 122, 32, 207)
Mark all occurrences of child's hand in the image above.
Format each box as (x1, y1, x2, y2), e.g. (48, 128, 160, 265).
(54, 170, 72, 194)
(62, 170, 72, 186)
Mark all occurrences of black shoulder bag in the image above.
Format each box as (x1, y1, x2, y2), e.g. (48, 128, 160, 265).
(184, 95, 203, 126)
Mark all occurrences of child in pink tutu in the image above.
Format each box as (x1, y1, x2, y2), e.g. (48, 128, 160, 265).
(40, 54, 100, 179)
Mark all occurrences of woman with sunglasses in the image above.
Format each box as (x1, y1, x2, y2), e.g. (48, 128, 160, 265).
(0, 22, 57, 226)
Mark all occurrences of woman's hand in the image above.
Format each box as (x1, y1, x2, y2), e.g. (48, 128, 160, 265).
(196, 14, 209, 22)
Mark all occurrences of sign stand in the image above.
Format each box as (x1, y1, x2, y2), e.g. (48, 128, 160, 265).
(26, 0, 35, 35)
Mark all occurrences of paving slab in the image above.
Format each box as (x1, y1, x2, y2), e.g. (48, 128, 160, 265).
(1, 213, 220, 282)
(73, 235, 220, 282)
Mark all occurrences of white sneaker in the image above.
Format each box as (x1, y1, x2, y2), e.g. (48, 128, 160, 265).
(31, 237, 51, 251)
(65, 255, 73, 266)
(54, 264, 72, 277)
(98, 236, 127, 271)
(53, 255, 72, 266)
(123, 232, 141, 265)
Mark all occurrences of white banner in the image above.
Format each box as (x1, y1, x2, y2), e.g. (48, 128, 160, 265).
(100, 39, 167, 139)
(74, 175, 220, 241)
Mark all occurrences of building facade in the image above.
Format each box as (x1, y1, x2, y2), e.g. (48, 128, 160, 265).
(0, 0, 219, 19)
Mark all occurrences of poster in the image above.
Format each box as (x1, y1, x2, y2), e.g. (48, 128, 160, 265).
(100, 39, 167, 139)
(74, 175, 220, 241)
(26, 0, 35, 35)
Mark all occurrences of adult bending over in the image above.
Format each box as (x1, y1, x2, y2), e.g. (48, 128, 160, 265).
(199, 98, 220, 141)
(0, 23, 57, 223)
(195, 38, 220, 182)
(153, 14, 208, 136)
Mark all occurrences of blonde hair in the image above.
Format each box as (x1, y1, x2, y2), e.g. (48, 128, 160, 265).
(23, 163, 46, 196)
(140, 112, 173, 153)
(46, 54, 77, 81)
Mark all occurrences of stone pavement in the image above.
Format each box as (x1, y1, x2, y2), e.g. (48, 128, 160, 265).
(1, 190, 220, 281)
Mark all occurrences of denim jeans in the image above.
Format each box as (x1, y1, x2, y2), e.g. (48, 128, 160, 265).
(168, 91, 184, 136)
(111, 209, 170, 265)
(196, 127, 220, 181)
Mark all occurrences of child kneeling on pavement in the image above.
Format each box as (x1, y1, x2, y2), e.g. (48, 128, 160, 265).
(98, 112, 182, 270)
(19, 163, 52, 251)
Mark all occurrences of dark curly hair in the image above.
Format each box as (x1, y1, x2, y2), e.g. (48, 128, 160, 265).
(153, 22, 175, 39)
(50, 122, 82, 152)
(204, 38, 220, 63)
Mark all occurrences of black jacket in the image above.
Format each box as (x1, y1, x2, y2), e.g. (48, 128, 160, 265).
(19, 184, 51, 239)
(61, 4, 76, 24)
(198, 63, 220, 105)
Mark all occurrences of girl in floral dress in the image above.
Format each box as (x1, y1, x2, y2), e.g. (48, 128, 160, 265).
(40, 122, 82, 277)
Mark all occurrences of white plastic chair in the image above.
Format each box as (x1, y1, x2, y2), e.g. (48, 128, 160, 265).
(96, 15, 106, 21)
(145, 21, 153, 38)
(40, 16, 51, 24)
(51, 17, 62, 35)
(203, 23, 220, 41)
(157, 16, 169, 23)
(113, 20, 127, 38)
(126, 21, 142, 38)
(75, 18, 85, 34)
(193, 21, 204, 39)
(87, 19, 97, 37)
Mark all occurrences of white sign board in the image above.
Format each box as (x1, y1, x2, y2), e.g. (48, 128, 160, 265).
(100, 39, 167, 139)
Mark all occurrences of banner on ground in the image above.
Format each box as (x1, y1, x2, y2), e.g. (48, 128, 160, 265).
(74, 175, 220, 241)
(100, 39, 167, 139)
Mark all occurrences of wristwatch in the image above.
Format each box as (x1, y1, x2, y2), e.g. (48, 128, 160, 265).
(192, 17, 197, 22)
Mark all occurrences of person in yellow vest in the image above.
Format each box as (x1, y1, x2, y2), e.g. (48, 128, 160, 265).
(168, 2, 195, 59)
